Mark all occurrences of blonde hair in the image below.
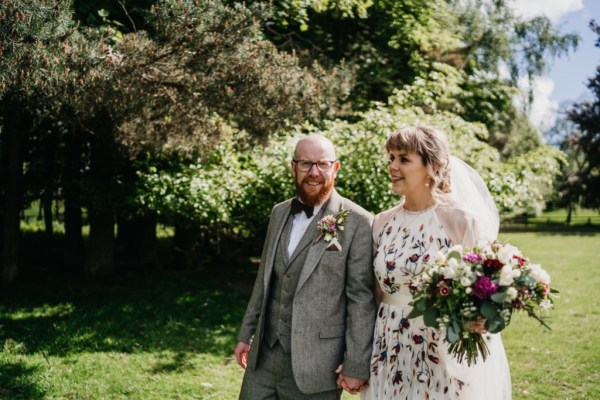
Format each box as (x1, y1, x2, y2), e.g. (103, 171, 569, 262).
(386, 126, 452, 203)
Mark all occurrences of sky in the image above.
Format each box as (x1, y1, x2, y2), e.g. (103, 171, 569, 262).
(510, 0, 600, 132)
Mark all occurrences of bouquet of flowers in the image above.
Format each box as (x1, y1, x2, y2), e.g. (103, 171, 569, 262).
(407, 240, 556, 366)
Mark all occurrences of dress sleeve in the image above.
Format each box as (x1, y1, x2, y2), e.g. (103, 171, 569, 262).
(372, 204, 403, 254)
(434, 202, 481, 248)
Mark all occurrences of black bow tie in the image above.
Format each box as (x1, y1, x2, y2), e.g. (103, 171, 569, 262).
(291, 198, 314, 218)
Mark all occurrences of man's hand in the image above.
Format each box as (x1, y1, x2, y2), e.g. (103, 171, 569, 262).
(234, 341, 250, 369)
(335, 365, 367, 395)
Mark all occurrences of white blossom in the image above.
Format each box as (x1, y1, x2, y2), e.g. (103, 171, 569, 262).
(498, 244, 520, 264)
(460, 277, 473, 287)
(448, 257, 459, 270)
(505, 287, 518, 301)
(441, 267, 456, 279)
(539, 299, 553, 311)
(435, 251, 447, 263)
(448, 244, 463, 255)
(527, 264, 551, 285)
(498, 264, 521, 286)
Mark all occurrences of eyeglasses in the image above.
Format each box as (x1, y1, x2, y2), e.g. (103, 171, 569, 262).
(292, 159, 336, 172)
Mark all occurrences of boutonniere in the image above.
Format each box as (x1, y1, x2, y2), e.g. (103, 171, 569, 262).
(315, 209, 351, 251)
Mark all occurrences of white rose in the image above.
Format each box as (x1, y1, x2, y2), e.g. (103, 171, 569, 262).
(498, 264, 521, 286)
(448, 258, 459, 270)
(448, 245, 463, 255)
(460, 277, 472, 287)
(435, 251, 447, 263)
(527, 264, 551, 285)
(441, 267, 456, 279)
(505, 287, 518, 301)
(497, 244, 520, 265)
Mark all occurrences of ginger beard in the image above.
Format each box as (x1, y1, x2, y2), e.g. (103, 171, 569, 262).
(294, 174, 335, 207)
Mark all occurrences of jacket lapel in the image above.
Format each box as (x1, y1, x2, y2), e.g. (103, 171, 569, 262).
(295, 190, 344, 293)
(263, 201, 292, 288)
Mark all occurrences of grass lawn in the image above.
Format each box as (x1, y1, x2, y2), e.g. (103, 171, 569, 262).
(1, 231, 599, 399)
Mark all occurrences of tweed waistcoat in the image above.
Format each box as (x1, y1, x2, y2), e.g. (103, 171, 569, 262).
(264, 210, 321, 352)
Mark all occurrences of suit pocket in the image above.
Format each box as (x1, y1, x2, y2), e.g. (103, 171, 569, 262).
(319, 324, 345, 339)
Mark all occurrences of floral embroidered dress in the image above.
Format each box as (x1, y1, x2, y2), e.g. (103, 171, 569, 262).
(361, 204, 511, 400)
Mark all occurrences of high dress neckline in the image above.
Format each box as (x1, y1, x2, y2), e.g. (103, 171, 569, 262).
(402, 203, 437, 215)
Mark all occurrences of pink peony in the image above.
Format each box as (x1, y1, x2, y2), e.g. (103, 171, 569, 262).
(472, 276, 498, 299)
(463, 252, 483, 263)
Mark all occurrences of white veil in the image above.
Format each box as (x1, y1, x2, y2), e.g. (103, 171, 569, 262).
(444, 157, 511, 399)
(448, 156, 499, 241)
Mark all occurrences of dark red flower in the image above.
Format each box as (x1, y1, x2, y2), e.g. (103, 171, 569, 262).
(483, 258, 504, 273)
(439, 287, 450, 297)
(400, 318, 410, 329)
(409, 254, 419, 262)
(392, 371, 403, 384)
(412, 335, 424, 344)
(386, 260, 396, 271)
(383, 276, 394, 289)
(472, 276, 498, 299)
(428, 355, 440, 364)
(513, 255, 527, 267)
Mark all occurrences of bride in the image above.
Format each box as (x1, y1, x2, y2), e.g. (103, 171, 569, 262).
(361, 126, 511, 399)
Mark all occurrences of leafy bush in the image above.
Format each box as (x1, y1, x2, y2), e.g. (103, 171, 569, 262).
(134, 74, 564, 240)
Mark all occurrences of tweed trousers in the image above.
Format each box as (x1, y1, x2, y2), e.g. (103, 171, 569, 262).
(239, 342, 342, 400)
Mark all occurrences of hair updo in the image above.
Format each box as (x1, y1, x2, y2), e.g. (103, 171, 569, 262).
(386, 126, 452, 203)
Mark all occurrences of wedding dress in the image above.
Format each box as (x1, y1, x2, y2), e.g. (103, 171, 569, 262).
(361, 158, 512, 400)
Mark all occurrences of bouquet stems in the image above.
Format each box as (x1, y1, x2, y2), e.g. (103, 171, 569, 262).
(447, 333, 489, 366)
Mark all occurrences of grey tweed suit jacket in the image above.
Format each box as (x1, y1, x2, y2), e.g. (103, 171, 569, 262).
(238, 190, 376, 394)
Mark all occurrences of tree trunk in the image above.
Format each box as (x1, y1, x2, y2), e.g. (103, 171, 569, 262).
(42, 190, 53, 237)
(83, 115, 117, 276)
(566, 203, 573, 225)
(0, 100, 27, 283)
(173, 221, 199, 269)
(84, 208, 115, 276)
(117, 213, 160, 271)
(63, 126, 84, 269)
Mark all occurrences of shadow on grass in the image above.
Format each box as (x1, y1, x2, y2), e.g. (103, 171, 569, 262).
(148, 351, 195, 374)
(0, 362, 46, 400)
(0, 268, 253, 360)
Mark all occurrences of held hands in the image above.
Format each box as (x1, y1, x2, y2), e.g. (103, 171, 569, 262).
(234, 341, 251, 369)
(335, 365, 368, 395)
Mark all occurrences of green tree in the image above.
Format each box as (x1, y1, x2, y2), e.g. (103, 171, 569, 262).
(565, 21, 600, 211)
(0, 0, 339, 280)
(0, 0, 75, 283)
(240, 0, 578, 152)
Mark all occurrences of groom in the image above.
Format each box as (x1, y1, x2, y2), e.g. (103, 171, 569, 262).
(234, 134, 376, 399)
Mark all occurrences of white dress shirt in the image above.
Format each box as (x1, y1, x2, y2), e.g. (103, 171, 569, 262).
(287, 201, 323, 258)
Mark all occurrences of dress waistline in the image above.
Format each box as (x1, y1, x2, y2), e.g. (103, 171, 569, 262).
(380, 292, 413, 308)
